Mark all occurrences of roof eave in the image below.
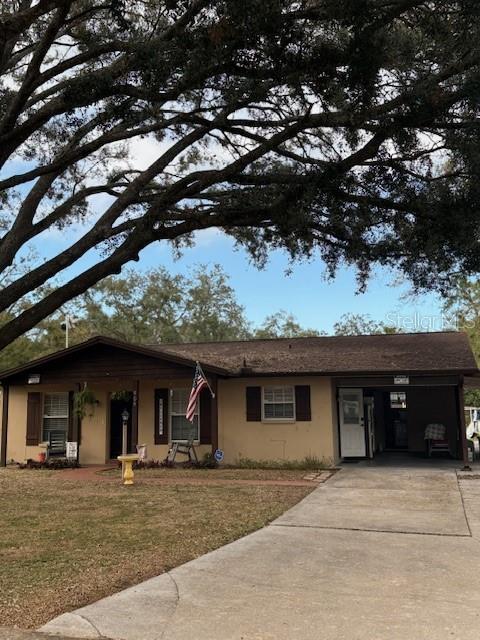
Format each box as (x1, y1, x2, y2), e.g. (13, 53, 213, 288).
(0, 335, 231, 382)
(227, 367, 478, 378)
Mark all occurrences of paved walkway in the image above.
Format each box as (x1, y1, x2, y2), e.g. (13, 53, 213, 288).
(41, 462, 480, 640)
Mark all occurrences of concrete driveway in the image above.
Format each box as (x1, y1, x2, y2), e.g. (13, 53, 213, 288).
(41, 463, 480, 640)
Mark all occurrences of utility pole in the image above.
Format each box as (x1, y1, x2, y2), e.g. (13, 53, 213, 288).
(61, 315, 75, 348)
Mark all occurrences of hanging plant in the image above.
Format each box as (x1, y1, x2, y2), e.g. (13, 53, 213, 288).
(74, 384, 98, 419)
(111, 390, 133, 402)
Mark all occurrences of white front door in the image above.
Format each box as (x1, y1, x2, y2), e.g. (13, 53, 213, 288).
(339, 389, 366, 457)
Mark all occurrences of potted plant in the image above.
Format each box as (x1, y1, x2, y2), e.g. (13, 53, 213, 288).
(74, 384, 98, 418)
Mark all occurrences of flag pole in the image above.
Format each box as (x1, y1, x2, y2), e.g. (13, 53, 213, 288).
(196, 361, 215, 398)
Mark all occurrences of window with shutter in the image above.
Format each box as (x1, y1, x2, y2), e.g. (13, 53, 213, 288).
(42, 392, 69, 454)
(170, 389, 199, 442)
(262, 386, 295, 420)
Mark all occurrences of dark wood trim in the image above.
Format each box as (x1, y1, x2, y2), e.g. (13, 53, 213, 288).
(26, 391, 42, 446)
(211, 376, 218, 453)
(71, 383, 82, 446)
(154, 388, 169, 445)
(456, 377, 470, 469)
(105, 391, 112, 463)
(246, 386, 262, 421)
(131, 380, 139, 451)
(295, 385, 311, 421)
(335, 385, 342, 460)
(0, 335, 230, 382)
(1, 385, 9, 466)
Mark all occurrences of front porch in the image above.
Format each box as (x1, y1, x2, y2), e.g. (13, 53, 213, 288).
(1, 337, 222, 465)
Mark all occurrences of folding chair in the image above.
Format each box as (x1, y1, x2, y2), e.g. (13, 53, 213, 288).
(166, 438, 198, 465)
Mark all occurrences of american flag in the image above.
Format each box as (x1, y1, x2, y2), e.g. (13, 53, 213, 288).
(186, 363, 208, 423)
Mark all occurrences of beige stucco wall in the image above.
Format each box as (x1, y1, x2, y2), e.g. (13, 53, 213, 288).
(4, 378, 211, 464)
(3, 376, 338, 465)
(217, 376, 337, 465)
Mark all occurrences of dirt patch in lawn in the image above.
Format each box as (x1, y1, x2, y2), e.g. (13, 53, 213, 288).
(0, 468, 313, 629)
(100, 467, 322, 483)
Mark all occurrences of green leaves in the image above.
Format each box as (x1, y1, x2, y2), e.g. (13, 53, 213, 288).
(1, 1, 480, 350)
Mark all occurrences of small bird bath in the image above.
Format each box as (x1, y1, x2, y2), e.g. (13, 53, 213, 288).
(117, 454, 139, 485)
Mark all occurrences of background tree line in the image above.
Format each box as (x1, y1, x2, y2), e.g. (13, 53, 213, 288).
(4, 260, 480, 405)
(0, 262, 397, 371)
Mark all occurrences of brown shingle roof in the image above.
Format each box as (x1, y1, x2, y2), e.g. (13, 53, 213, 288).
(152, 331, 478, 376)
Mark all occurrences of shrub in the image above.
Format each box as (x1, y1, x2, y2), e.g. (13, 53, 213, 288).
(234, 456, 332, 470)
(132, 458, 164, 469)
(18, 459, 80, 470)
(195, 452, 218, 469)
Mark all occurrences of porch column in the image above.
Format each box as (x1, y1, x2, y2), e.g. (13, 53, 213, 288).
(131, 380, 139, 453)
(211, 376, 218, 454)
(457, 376, 470, 470)
(0, 384, 9, 467)
(69, 383, 82, 444)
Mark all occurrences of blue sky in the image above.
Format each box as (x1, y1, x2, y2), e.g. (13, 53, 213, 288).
(36, 226, 443, 334)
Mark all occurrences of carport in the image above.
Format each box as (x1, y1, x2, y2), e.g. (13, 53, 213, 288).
(334, 334, 476, 465)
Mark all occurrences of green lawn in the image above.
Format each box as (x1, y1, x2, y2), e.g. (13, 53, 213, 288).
(0, 469, 313, 628)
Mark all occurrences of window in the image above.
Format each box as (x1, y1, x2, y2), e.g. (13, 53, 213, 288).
(390, 391, 407, 409)
(341, 394, 362, 424)
(43, 392, 69, 453)
(171, 389, 199, 441)
(263, 386, 295, 420)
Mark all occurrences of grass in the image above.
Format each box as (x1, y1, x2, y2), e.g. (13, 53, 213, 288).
(0, 468, 313, 629)
(104, 466, 318, 481)
(234, 455, 333, 470)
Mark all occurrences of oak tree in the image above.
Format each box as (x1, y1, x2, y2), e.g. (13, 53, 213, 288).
(1, 1, 480, 350)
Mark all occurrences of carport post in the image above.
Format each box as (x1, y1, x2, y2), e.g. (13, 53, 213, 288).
(457, 377, 471, 471)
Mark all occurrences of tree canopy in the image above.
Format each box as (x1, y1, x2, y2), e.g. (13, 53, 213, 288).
(441, 277, 480, 404)
(333, 312, 397, 335)
(1, 1, 480, 351)
(0, 264, 322, 369)
(77, 263, 251, 344)
(442, 276, 480, 356)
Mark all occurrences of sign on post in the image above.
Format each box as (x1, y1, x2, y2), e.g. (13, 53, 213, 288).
(214, 449, 224, 463)
(66, 441, 78, 460)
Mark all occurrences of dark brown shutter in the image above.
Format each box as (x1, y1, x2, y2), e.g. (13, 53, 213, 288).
(67, 390, 82, 444)
(26, 392, 42, 445)
(68, 391, 74, 441)
(295, 385, 311, 421)
(154, 389, 169, 444)
(246, 386, 262, 421)
(199, 387, 212, 444)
